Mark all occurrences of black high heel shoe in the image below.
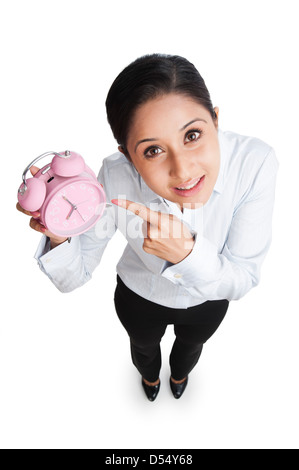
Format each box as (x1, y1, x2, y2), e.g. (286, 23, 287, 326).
(169, 376, 188, 399)
(141, 378, 160, 401)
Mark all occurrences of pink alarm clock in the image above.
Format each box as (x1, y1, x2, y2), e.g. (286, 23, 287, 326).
(17, 150, 106, 237)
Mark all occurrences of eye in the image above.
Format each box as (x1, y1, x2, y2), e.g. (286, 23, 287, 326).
(184, 129, 202, 143)
(144, 146, 163, 158)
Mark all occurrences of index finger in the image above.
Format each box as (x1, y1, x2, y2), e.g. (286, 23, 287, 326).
(111, 199, 160, 225)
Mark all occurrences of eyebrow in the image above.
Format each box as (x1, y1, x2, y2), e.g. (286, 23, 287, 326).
(134, 118, 207, 153)
(134, 138, 158, 153)
(180, 118, 207, 131)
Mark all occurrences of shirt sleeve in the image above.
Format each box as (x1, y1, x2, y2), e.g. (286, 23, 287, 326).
(34, 161, 117, 293)
(161, 148, 279, 301)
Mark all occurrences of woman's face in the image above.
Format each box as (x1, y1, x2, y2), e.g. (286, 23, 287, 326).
(121, 93, 220, 210)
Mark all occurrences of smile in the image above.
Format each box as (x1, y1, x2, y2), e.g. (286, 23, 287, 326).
(176, 176, 202, 190)
(171, 175, 205, 197)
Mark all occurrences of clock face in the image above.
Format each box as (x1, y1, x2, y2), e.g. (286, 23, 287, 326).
(44, 180, 105, 236)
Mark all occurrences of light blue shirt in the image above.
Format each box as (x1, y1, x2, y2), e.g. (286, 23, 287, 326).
(34, 129, 279, 308)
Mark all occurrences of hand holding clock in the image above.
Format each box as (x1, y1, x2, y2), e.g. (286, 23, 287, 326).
(16, 166, 72, 248)
(17, 149, 106, 247)
(16, 166, 68, 248)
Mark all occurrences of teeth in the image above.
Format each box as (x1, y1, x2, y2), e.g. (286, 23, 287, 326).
(176, 177, 201, 190)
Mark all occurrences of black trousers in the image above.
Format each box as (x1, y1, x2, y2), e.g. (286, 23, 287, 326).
(114, 275, 229, 383)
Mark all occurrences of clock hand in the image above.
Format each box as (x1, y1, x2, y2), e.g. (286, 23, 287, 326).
(66, 206, 75, 220)
(74, 207, 86, 222)
(76, 199, 90, 206)
(62, 195, 76, 208)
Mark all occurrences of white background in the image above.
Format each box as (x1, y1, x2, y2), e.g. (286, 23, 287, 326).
(0, 0, 298, 449)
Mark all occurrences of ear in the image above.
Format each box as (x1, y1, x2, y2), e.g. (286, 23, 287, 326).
(118, 145, 132, 162)
(213, 107, 219, 129)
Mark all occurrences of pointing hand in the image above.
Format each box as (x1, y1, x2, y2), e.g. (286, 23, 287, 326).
(111, 199, 195, 264)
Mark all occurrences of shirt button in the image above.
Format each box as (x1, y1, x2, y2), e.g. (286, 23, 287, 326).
(174, 273, 182, 279)
(44, 258, 52, 263)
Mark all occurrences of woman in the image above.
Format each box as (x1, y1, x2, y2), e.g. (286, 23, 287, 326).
(17, 54, 278, 401)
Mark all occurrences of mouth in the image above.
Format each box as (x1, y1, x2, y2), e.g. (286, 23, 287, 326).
(171, 175, 205, 197)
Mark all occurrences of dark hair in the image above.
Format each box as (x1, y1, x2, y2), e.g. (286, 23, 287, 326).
(105, 53, 216, 156)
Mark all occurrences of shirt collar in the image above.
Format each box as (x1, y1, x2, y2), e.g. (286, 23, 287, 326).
(213, 128, 228, 194)
(139, 127, 228, 203)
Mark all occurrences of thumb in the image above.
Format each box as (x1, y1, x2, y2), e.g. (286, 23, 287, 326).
(30, 165, 40, 176)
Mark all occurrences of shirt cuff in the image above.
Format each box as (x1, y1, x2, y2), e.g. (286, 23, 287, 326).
(34, 235, 81, 276)
(161, 233, 222, 287)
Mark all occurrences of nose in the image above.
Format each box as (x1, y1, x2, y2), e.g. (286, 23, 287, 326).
(168, 150, 193, 182)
